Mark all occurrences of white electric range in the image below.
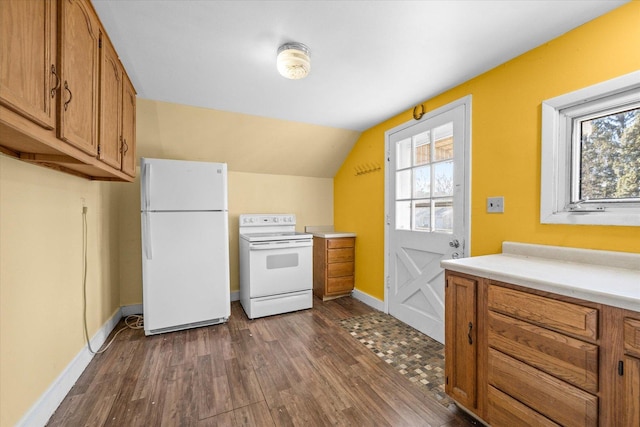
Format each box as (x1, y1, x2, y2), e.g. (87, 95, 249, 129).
(238, 214, 313, 319)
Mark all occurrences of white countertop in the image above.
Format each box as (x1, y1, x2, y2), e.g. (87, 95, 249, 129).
(304, 225, 356, 239)
(311, 232, 356, 238)
(441, 242, 640, 312)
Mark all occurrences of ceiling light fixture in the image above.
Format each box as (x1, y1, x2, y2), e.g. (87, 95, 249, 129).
(277, 42, 311, 80)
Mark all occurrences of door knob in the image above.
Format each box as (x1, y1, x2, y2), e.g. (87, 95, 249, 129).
(449, 239, 460, 248)
(451, 252, 460, 259)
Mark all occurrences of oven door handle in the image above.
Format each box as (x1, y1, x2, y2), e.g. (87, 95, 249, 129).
(249, 240, 312, 250)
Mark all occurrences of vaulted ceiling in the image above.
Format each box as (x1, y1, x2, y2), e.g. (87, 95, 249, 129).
(92, 0, 628, 177)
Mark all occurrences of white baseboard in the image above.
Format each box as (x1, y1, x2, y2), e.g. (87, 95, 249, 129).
(351, 288, 384, 311)
(17, 308, 122, 427)
(121, 303, 143, 316)
(230, 290, 240, 302)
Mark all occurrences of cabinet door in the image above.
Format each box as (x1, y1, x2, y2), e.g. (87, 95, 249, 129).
(121, 72, 136, 177)
(98, 35, 122, 169)
(445, 273, 478, 410)
(623, 316, 640, 427)
(0, 0, 56, 129)
(58, 0, 99, 155)
(623, 356, 640, 427)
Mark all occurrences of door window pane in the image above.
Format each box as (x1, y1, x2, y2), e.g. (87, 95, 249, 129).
(434, 122, 454, 161)
(396, 170, 411, 199)
(397, 138, 412, 169)
(414, 131, 431, 166)
(434, 199, 453, 232)
(413, 165, 431, 198)
(396, 201, 411, 230)
(413, 200, 431, 231)
(434, 161, 453, 197)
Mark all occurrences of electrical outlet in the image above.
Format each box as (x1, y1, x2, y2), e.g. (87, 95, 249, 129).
(487, 196, 504, 213)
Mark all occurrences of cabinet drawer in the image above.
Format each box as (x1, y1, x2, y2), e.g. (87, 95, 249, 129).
(488, 385, 560, 427)
(488, 348, 597, 427)
(488, 284, 598, 340)
(328, 247, 354, 263)
(328, 262, 354, 278)
(488, 311, 598, 393)
(327, 276, 354, 294)
(624, 317, 640, 358)
(328, 238, 354, 249)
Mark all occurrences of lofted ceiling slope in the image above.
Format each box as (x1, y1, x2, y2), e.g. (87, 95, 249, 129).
(92, 1, 628, 177)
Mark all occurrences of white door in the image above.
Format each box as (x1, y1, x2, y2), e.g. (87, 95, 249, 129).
(385, 97, 471, 344)
(142, 211, 230, 333)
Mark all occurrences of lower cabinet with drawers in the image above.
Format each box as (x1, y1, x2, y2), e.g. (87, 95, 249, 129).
(445, 270, 640, 427)
(313, 236, 355, 300)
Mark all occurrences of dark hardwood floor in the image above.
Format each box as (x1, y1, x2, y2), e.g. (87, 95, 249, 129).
(47, 297, 476, 426)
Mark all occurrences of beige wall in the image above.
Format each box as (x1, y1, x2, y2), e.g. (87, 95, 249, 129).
(0, 155, 121, 426)
(118, 169, 333, 305)
(1, 97, 339, 425)
(136, 99, 360, 178)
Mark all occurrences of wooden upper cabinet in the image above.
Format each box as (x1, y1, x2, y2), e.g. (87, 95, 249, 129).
(121, 72, 136, 177)
(98, 34, 122, 169)
(0, 0, 57, 129)
(58, 0, 100, 156)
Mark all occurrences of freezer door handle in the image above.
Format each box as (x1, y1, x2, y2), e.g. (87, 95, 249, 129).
(142, 212, 153, 260)
(143, 162, 151, 210)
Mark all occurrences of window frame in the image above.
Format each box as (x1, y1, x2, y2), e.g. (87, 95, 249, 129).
(540, 71, 640, 226)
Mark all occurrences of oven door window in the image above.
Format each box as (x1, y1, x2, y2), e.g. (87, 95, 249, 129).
(267, 253, 298, 269)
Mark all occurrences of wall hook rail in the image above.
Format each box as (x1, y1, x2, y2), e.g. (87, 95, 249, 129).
(354, 162, 381, 176)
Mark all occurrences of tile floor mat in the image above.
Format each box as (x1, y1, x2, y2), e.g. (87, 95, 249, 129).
(339, 311, 452, 407)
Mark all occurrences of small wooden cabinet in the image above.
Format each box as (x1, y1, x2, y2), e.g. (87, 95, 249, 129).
(0, 0, 136, 181)
(445, 270, 640, 427)
(313, 236, 355, 300)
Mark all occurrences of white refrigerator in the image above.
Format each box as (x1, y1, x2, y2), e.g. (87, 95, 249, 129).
(140, 158, 230, 335)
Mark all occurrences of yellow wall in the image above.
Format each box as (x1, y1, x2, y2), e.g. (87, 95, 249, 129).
(118, 169, 333, 304)
(335, 1, 640, 301)
(0, 155, 121, 426)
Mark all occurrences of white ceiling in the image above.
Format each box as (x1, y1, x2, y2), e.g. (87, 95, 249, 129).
(92, 0, 628, 132)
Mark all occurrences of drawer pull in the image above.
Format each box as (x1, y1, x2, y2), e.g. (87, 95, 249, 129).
(618, 360, 624, 376)
(468, 322, 473, 345)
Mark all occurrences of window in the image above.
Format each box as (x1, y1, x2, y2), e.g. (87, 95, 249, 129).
(395, 122, 454, 232)
(541, 71, 640, 226)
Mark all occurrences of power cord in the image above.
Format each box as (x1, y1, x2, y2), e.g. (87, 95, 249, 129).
(82, 205, 144, 355)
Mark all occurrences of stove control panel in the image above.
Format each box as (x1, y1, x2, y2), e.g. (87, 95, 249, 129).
(240, 214, 296, 227)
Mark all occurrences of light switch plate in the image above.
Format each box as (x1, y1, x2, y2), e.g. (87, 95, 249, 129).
(487, 196, 504, 213)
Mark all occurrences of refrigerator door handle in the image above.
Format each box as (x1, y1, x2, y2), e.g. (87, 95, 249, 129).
(143, 163, 152, 210)
(142, 212, 153, 260)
